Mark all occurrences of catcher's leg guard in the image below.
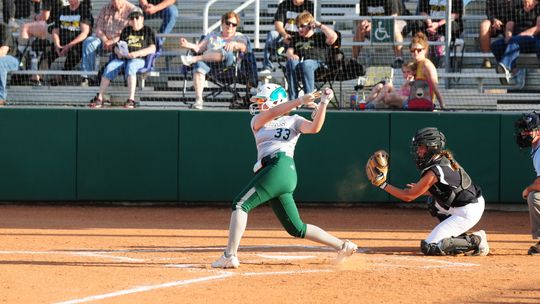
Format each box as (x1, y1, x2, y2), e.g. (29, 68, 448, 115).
(423, 235, 480, 256)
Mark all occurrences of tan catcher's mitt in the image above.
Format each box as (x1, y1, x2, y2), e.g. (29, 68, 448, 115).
(365, 150, 389, 188)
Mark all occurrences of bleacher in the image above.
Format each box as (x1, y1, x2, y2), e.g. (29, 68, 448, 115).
(2, 0, 540, 110)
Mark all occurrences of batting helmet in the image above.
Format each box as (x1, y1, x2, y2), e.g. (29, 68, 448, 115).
(411, 127, 447, 169)
(249, 83, 289, 115)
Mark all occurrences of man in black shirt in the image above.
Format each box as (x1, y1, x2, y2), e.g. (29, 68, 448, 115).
(479, 0, 514, 68)
(260, 0, 314, 76)
(285, 11, 338, 99)
(139, 0, 177, 36)
(0, 22, 20, 104)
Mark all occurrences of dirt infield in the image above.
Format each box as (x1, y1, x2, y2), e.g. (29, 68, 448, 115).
(0, 204, 539, 304)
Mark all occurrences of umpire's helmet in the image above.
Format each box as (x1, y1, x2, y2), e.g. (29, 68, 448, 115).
(411, 127, 446, 169)
(515, 112, 540, 148)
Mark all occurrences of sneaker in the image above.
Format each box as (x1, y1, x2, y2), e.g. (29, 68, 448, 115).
(180, 55, 194, 66)
(512, 69, 526, 89)
(124, 99, 136, 109)
(482, 58, 492, 69)
(496, 62, 511, 85)
(527, 241, 540, 255)
(471, 230, 489, 256)
(211, 254, 240, 269)
(259, 68, 272, 76)
(89, 94, 104, 108)
(391, 57, 404, 69)
(190, 100, 203, 110)
(336, 240, 358, 263)
(8, 19, 19, 29)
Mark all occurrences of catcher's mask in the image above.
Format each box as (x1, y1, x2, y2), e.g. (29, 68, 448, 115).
(249, 83, 289, 115)
(411, 127, 446, 169)
(515, 112, 540, 148)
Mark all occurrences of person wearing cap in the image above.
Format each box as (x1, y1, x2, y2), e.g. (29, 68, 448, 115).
(89, 6, 156, 109)
(80, 0, 135, 86)
(138, 0, 177, 37)
(515, 112, 540, 255)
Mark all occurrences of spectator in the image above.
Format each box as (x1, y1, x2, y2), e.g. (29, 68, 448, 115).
(417, 0, 463, 67)
(179, 11, 248, 110)
(89, 7, 156, 109)
(80, 0, 134, 86)
(406, 32, 444, 110)
(285, 11, 338, 99)
(259, 0, 314, 76)
(365, 60, 416, 109)
(17, 0, 68, 85)
(3, 0, 35, 29)
(139, 0, 177, 39)
(0, 22, 20, 104)
(353, 0, 407, 68)
(479, 0, 514, 68)
(492, 0, 540, 85)
(51, 0, 92, 85)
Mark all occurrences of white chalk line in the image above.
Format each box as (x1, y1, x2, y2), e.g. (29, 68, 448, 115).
(52, 269, 331, 304)
(0, 250, 145, 262)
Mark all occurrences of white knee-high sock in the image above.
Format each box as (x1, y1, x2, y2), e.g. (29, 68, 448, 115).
(304, 224, 343, 250)
(225, 209, 248, 257)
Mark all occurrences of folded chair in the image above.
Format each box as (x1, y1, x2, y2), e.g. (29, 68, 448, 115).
(181, 34, 258, 109)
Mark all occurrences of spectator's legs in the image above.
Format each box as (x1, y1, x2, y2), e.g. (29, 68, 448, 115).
(500, 35, 537, 71)
(393, 20, 406, 60)
(0, 55, 20, 101)
(262, 30, 283, 71)
(98, 58, 125, 99)
(491, 38, 507, 63)
(156, 5, 178, 35)
(81, 36, 103, 80)
(479, 19, 492, 53)
(298, 59, 320, 96)
(285, 59, 299, 99)
(3, 0, 15, 24)
(193, 71, 205, 102)
(124, 58, 145, 100)
(353, 21, 370, 60)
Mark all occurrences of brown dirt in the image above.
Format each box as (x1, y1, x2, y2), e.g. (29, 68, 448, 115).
(0, 204, 538, 304)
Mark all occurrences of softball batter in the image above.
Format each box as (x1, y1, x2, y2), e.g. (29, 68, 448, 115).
(212, 84, 358, 269)
(366, 127, 489, 256)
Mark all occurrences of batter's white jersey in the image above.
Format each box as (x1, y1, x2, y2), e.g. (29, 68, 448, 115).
(250, 114, 308, 172)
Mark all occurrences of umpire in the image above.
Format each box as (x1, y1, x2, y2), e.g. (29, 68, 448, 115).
(515, 112, 540, 255)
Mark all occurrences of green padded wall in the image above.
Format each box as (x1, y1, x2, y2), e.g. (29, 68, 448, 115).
(77, 110, 178, 201)
(178, 110, 254, 202)
(0, 109, 76, 200)
(500, 113, 536, 203)
(295, 111, 390, 202)
(390, 112, 500, 203)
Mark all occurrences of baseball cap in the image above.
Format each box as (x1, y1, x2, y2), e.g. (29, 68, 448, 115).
(129, 7, 144, 19)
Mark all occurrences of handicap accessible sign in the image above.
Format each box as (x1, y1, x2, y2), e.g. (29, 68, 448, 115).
(371, 18, 394, 43)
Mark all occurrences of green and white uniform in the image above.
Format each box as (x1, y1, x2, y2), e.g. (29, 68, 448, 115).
(232, 114, 308, 237)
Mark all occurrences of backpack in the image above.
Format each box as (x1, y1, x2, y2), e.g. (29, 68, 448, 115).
(407, 79, 434, 111)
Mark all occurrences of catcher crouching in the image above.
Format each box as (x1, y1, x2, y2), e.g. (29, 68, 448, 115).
(365, 127, 489, 256)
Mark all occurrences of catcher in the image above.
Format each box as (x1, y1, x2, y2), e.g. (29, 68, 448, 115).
(366, 127, 489, 256)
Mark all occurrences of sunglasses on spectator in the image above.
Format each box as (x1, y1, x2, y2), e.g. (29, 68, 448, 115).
(410, 48, 424, 53)
(298, 23, 311, 29)
(224, 20, 238, 27)
(129, 16, 141, 20)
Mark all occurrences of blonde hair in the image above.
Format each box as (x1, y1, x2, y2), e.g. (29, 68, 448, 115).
(296, 11, 314, 26)
(410, 32, 429, 53)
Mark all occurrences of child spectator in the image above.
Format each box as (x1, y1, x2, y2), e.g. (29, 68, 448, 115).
(366, 61, 416, 109)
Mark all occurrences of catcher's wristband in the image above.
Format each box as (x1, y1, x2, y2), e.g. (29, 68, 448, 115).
(379, 182, 388, 190)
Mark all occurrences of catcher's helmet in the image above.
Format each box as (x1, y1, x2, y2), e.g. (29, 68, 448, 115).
(411, 127, 446, 169)
(515, 112, 540, 148)
(249, 83, 289, 115)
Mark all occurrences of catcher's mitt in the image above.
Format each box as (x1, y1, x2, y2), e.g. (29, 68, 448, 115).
(365, 150, 389, 188)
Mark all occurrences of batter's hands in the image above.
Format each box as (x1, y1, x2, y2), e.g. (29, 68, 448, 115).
(320, 88, 334, 105)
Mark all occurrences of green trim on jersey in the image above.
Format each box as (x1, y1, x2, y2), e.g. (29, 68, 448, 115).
(232, 153, 307, 238)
